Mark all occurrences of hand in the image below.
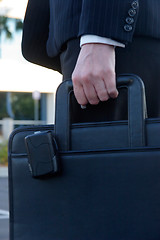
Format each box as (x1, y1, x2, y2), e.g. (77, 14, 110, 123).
(72, 43, 118, 105)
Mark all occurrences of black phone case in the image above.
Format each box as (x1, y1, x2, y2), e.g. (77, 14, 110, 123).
(25, 131, 59, 177)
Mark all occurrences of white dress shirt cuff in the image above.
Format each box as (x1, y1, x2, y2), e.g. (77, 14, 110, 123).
(80, 35, 125, 48)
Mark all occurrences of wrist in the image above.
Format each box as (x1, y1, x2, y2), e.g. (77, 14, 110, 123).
(81, 42, 115, 51)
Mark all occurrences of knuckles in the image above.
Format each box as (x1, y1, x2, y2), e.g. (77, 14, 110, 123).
(72, 67, 118, 105)
(98, 89, 109, 101)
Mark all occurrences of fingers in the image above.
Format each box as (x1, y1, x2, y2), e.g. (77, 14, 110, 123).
(73, 83, 88, 106)
(72, 43, 118, 106)
(73, 75, 99, 105)
(93, 77, 110, 102)
(73, 73, 118, 105)
(103, 70, 119, 99)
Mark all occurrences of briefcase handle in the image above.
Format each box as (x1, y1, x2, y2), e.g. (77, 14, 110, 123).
(55, 74, 147, 151)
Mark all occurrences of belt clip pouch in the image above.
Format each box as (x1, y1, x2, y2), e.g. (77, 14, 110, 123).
(25, 131, 59, 177)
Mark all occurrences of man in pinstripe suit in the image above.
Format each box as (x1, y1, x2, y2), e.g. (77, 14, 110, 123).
(22, 0, 160, 117)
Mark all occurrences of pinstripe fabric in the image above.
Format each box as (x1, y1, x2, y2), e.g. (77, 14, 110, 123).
(47, 0, 139, 56)
(47, 0, 160, 57)
(47, 0, 81, 57)
(78, 0, 137, 43)
(22, 0, 61, 72)
(135, 0, 160, 39)
(22, 0, 160, 70)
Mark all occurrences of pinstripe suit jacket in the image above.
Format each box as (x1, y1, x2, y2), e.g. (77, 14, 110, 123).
(22, 0, 160, 72)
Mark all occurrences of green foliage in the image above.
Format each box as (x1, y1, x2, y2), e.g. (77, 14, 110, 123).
(0, 92, 37, 120)
(0, 93, 9, 119)
(11, 93, 35, 120)
(0, 16, 12, 39)
(15, 20, 23, 31)
(0, 16, 23, 40)
(0, 142, 8, 166)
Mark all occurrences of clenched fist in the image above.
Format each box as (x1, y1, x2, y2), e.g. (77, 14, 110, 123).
(72, 43, 118, 106)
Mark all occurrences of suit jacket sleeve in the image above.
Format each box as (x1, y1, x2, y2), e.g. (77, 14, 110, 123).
(22, 0, 61, 72)
(78, 0, 139, 44)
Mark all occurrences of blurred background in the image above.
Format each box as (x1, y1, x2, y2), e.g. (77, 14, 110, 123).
(0, 0, 62, 165)
(0, 1, 62, 239)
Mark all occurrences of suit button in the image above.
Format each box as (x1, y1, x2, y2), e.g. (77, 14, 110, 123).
(128, 8, 136, 17)
(131, 1, 139, 9)
(126, 17, 134, 24)
(124, 24, 133, 32)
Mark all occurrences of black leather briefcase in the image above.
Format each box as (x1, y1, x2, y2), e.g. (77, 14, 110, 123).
(8, 75, 160, 240)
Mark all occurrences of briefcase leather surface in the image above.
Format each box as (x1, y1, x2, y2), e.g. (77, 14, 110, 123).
(8, 75, 160, 240)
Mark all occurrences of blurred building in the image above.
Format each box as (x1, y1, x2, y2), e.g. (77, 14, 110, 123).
(0, 0, 62, 140)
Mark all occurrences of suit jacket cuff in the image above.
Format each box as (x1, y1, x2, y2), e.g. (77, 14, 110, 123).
(78, 0, 139, 44)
